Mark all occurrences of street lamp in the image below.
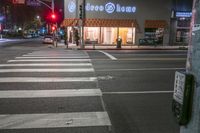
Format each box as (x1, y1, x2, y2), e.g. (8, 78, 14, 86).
(36, 15, 40, 19)
(36, 0, 54, 13)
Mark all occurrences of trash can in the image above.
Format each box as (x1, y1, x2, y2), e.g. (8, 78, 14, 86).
(116, 38, 122, 48)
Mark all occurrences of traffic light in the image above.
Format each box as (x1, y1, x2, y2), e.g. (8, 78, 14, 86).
(79, 4, 85, 19)
(51, 13, 56, 20)
(51, 25, 56, 31)
(49, 13, 57, 22)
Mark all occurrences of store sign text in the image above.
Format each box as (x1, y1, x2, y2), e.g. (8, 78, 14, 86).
(67, 1, 136, 14)
(176, 12, 192, 17)
(86, 2, 136, 14)
(68, 0, 76, 13)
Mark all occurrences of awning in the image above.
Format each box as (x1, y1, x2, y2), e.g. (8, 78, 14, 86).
(145, 20, 167, 28)
(61, 18, 79, 27)
(61, 18, 138, 27)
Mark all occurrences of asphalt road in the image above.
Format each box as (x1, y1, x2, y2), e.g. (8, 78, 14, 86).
(0, 39, 187, 133)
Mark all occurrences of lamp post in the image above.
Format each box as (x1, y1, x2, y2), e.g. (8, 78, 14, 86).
(36, 0, 54, 13)
(36, 0, 57, 46)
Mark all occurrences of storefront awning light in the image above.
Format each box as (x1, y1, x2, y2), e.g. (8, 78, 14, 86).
(61, 18, 138, 28)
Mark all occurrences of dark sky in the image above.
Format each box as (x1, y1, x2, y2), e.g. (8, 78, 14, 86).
(0, 0, 64, 25)
(173, 0, 193, 11)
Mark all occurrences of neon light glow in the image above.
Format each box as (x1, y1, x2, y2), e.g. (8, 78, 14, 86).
(86, 2, 136, 14)
(67, 1, 136, 14)
(176, 12, 192, 17)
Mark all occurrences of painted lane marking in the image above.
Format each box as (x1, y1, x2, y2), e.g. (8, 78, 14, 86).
(99, 50, 117, 60)
(0, 112, 111, 129)
(8, 59, 91, 62)
(103, 91, 174, 95)
(0, 68, 94, 73)
(96, 68, 185, 71)
(24, 54, 88, 56)
(0, 63, 92, 67)
(17, 57, 89, 59)
(110, 53, 187, 56)
(115, 58, 186, 61)
(0, 77, 97, 83)
(0, 89, 102, 98)
(84, 58, 186, 61)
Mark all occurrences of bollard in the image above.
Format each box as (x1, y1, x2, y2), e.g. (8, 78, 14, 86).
(116, 38, 122, 48)
(92, 41, 95, 49)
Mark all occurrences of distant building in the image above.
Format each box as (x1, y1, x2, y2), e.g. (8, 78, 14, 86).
(61, 0, 192, 45)
(170, 0, 192, 45)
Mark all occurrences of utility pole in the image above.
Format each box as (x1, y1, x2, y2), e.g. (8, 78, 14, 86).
(181, 0, 200, 133)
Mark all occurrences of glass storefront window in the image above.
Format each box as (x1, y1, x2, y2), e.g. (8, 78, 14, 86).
(101, 27, 117, 44)
(144, 28, 164, 44)
(119, 27, 135, 44)
(67, 26, 136, 45)
(176, 29, 189, 43)
(84, 27, 100, 44)
(175, 17, 191, 44)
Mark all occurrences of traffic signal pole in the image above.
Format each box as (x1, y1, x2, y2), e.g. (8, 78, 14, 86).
(79, 0, 85, 49)
(36, 0, 56, 34)
(181, 0, 200, 133)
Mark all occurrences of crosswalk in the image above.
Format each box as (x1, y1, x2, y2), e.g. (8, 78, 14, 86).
(0, 50, 111, 133)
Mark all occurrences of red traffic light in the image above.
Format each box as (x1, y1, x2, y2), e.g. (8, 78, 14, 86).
(51, 26, 56, 31)
(51, 13, 56, 20)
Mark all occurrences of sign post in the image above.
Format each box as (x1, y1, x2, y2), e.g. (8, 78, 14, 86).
(180, 0, 200, 132)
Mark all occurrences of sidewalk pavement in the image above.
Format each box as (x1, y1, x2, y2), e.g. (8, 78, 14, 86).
(55, 42, 188, 50)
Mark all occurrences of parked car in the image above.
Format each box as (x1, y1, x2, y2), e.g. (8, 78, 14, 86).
(43, 34, 53, 44)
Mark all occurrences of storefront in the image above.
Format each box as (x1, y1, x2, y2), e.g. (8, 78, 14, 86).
(169, 0, 192, 45)
(62, 0, 171, 45)
(62, 18, 137, 45)
(175, 12, 191, 44)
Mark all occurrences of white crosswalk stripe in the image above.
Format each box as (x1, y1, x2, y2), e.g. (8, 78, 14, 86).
(16, 56, 90, 59)
(0, 77, 97, 82)
(8, 59, 91, 62)
(0, 63, 92, 67)
(0, 50, 111, 132)
(0, 112, 111, 129)
(0, 89, 102, 98)
(0, 68, 94, 73)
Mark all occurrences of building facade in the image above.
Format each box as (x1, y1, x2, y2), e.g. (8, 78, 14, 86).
(169, 0, 192, 45)
(61, 0, 192, 45)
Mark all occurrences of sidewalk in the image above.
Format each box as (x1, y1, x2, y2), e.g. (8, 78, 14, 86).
(56, 42, 188, 50)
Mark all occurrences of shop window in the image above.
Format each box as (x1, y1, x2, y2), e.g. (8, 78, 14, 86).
(176, 29, 189, 43)
(84, 27, 99, 44)
(119, 28, 135, 44)
(176, 18, 191, 44)
(102, 27, 117, 44)
(145, 28, 164, 44)
(177, 18, 191, 27)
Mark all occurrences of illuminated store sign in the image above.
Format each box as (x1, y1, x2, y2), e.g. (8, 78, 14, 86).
(176, 12, 192, 17)
(68, 0, 76, 13)
(67, 1, 136, 14)
(86, 2, 136, 14)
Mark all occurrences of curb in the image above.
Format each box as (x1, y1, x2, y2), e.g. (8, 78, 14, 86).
(77, 48, 188, 50)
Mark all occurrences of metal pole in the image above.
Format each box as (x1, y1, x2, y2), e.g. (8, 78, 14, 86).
(36, 0, 52, 10)
(51, 0, 54, 13)
(81, 0, 85, 49)
(180, 0, 200, 133)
